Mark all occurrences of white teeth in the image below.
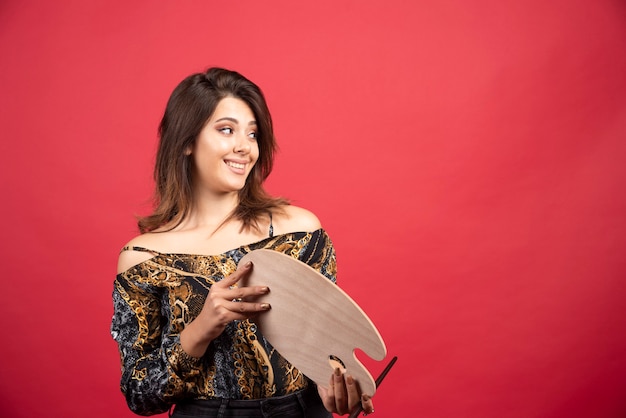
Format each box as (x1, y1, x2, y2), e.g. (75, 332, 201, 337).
(226, 161, 245, 169)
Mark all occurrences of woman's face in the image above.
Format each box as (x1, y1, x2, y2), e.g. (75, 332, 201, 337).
(190, 97, 260, 196)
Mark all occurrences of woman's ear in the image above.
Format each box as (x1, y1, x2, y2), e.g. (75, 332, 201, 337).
(184, 146, 192, 156)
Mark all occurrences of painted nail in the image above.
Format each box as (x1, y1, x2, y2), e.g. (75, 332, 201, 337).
(334, 367, 341, 376)
(261, 303, 271, 310)
(347, 375, 354, 385)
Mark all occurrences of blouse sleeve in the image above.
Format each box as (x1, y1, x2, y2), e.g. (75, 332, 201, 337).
(297, 229, 338, 283)
(110, 263, 203, 415)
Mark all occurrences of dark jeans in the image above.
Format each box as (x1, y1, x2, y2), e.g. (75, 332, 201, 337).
(170, 386, 332, 418)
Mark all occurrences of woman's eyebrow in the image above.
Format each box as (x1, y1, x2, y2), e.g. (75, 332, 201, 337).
(214, 117, 257, 126)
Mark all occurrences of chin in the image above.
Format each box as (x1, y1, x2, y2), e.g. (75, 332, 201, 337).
(225, 182, 247, 193)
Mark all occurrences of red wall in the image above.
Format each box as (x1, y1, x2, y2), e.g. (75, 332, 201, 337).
(2, 1, 625, 417)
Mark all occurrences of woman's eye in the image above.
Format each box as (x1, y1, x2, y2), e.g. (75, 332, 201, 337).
(248, 131, 258, 140)
(219, 127, 233, 134)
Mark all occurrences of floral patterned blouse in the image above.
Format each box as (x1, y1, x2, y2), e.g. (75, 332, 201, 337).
(111, 229, 337, 415)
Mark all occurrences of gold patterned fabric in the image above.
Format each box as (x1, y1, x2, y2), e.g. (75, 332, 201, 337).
(111, 229, 336, 415)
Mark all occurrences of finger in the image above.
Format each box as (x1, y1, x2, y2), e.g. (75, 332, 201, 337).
(361, 394, 374, 415)
(345, 375, 361, 410)
(225, 284, 270, 301)
(318, 382, 335, 413)
(333, 368, 349, 414)
(224, 300, 271, 315)
(216, 261, 253, 288)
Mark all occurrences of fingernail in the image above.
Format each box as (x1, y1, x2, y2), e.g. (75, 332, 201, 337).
(362, 394, 370, 401)
(346, 375, 354, 385)
(261, 286, 269, 293)
(261, 303, 271, 310)
(245, 261, 252, 267)
(334, 367, 341, 376)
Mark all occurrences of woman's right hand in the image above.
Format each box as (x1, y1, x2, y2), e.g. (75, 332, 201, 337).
(180, 261, 271, 357)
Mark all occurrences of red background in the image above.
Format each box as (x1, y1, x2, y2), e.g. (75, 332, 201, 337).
(2, 1, 626, 417)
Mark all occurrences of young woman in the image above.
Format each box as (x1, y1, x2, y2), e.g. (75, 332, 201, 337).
(111, 68, 374, 417)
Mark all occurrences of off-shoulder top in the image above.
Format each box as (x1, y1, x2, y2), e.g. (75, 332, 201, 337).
(110, 229, 336, 415)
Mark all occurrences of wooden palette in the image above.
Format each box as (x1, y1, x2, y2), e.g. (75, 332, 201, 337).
(239, 249, 387, 395)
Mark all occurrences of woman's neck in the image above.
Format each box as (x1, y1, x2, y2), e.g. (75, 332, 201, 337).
(179, 191, 240, 232)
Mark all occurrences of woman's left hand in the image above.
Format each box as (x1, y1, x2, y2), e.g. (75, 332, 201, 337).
(317, 368, 374, 416)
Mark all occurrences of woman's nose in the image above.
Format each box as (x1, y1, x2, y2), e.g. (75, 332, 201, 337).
(234, 133, 251, 154)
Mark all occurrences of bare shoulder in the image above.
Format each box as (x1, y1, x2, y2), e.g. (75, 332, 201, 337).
(116, 233, 164, 274)
(272, 205, 322, 235)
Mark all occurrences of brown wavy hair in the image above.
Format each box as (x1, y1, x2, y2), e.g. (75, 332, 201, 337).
(138, 67, 288, 233)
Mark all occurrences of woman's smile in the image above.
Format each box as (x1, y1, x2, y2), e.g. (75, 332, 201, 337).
(224, 159, 247, 172)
